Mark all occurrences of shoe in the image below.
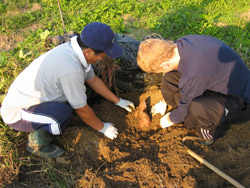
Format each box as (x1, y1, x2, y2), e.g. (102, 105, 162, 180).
(198, 139, 214, 146)
(27, 144, 64, 158)
(27, 128, 64, 158)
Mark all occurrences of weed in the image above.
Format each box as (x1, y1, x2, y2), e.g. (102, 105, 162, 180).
(1, 10, 41, 30)
(0, 123, 22, 187)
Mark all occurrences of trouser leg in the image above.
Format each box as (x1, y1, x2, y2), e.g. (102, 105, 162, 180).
(161, 70, 181, 110)
(184, 92, 247, 140)
(8, 102, 73, 158)
(161, 71, 248, 140)
(8, 102, 73, 135)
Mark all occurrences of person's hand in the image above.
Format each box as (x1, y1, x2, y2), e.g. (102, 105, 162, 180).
(115, 98, 135, 112)
(99, 123, 118, 140)
(151, 100, 167, 116)
(160, 112, 174, 128)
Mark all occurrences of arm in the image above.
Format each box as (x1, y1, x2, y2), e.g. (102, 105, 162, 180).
(86, 75, 135, 111)
(86, 75, 120, 103)
(75, 104, 104, 131)
(59, 73, 118, 139)
(75, 104, 118, 140)
(75, 104, 118, 139)
(170, 76, 208, 123)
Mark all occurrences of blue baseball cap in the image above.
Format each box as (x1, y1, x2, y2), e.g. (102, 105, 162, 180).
(80, 22, 123, 58)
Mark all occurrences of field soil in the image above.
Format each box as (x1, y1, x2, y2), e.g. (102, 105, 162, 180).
(7, 77, 250, 188)
(63, 86, 250, 188)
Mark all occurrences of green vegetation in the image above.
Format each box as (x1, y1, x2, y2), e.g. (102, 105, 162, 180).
(0, 0, 250, 186)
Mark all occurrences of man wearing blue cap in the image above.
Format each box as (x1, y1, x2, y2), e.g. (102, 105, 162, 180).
(0, 22, 135, 158)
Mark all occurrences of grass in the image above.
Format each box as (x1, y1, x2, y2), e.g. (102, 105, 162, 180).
(0, 122, 23, 187)
(0, 0, 250, 187)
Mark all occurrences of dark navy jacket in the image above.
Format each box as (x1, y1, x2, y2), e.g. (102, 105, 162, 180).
(170, 35, 250, 123)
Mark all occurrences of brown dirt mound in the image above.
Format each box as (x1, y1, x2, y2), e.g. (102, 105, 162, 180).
(58, 86, 250, 188)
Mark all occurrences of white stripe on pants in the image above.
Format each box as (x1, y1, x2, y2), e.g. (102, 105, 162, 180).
(21, 109, 61, 135)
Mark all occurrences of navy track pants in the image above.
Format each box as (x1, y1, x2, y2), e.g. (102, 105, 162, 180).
(7, 102, 73, 135)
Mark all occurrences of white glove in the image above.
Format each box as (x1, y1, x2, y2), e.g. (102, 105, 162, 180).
(99, 122, 118, 140)
(115, 98, 135, 112)
(160, 112, 174, 128)
(151, 100, 167, 116)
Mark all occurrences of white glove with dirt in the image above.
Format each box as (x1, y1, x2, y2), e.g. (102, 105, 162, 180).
(115, 98, 135, 112)
(160, 112, 174, 128)
(151, 100, 167, 116)
(99, 122, 118, 140)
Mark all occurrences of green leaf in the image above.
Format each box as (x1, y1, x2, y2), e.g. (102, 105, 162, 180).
(19, 49, 24, 58)
(0, 55, 4, 64)
(19, 49, 32, 59)
(40, 30, 51, 40)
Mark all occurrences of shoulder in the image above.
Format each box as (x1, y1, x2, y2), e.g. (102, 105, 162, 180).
(45, 43, 83, 72)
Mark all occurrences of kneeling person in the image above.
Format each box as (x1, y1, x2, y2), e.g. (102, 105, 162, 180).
(0, 22, 134, 158)
(137, 35, 250, 144)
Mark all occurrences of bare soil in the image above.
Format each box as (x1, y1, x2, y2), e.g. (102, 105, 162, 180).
(66, 86, 250, 188)
(6, 84, 249, 188)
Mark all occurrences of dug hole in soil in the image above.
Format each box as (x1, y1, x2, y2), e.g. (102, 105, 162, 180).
(56, 70, 249, 188)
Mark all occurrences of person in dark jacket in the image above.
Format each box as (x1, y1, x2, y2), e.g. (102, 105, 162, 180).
(137, 35, 250, 145)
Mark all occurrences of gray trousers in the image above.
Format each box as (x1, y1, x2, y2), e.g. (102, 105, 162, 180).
(161, 71, 250, 139)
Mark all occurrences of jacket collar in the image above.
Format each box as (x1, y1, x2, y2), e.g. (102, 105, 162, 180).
(71, 36, 91, 72)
